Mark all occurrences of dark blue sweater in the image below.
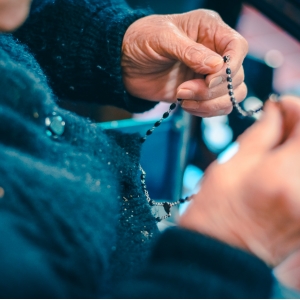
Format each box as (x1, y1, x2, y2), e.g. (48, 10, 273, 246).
(0, 0, 159, 297)
(0, 0, 273, 298)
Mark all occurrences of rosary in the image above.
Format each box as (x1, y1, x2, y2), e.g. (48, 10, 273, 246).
(140, 55, 263, 222)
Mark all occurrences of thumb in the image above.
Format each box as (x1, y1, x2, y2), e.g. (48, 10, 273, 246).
(237, 100, 284, 155)
(161, 29, 224, 75)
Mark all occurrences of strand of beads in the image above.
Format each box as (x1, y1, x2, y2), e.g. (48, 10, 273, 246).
(139, 164, 192, 222)
(138, 56, 264, 221)
(139, 100, 192, 222)
(140, 102, 177, 143)
(224, 55, 263, 117)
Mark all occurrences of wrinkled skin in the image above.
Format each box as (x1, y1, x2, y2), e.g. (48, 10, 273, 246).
(179, 96, 300, 273)
(122, 10, 248, 117)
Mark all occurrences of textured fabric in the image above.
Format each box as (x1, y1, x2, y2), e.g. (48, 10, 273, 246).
(14, 0, 158, 113)
(117, 227, 274, 298)
(0, 0, 275, 298)
(0, 0, 159, 297)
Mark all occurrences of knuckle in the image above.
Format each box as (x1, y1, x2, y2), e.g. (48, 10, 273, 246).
(224, 106, 233, 115)
(182, 45, 210, 73)
(209, 10, 221, 19)
(183, 44, 199, 63)
(242, 37, 249, 54)
(241, 83, 248, 98)
(201, 101, 221, 113)
(199, 101, 232, 117)
(234, 34, 249, 56)
(233, 67, 245, 86)
(202, 9, 221, 20)
(207, 90, 216, 100)
(240, 70, 245, 83)
(235, 84, 248, 103)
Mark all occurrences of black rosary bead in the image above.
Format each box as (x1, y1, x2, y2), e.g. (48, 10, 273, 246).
(139, 97, 193, 222)
(146, 129, 153, 136)
(223, 55, 263, 117)
(163, 112, 170, 119)
(170, 103, 176, 110)
(223, 55, 230, 63)
(154, 120, 162, 127)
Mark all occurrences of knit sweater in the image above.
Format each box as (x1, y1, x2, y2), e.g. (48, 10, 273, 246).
(0, 0, 159, 297)
(0, 0, 274, 298)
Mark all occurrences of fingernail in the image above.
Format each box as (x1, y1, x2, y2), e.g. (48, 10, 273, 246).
(181, 100, 199, 110)
(177, 89, 194, 100)
(204, 56, 223, 68)
(208, 76, 223, 88)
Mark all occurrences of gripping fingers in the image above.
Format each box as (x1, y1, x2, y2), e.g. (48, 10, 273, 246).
(204, 34, 248, 86)
(177, 66, 245, 101)
(181, 82, 247, 117)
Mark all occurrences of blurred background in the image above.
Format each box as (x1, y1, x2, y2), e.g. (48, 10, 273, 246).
(67, 0, 300, 222)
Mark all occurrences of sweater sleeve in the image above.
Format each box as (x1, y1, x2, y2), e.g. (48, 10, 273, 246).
(116, 227, 274, 298)
(13, 0, 158, 113)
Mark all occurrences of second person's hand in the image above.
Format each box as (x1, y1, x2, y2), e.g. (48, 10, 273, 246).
(179, 95, 300, 266)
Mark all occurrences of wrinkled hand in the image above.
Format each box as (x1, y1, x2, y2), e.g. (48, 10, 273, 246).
(179, 95, 300, 266)
(122, 9, 248, 117)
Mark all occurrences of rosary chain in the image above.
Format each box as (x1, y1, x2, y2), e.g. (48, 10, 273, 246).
(224, 55, 263, 117)
(139, 164, 191, 222)
(139, 55, 262, 222)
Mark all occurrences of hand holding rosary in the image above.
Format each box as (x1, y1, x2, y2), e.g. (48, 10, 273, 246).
(139, 55, 264, 222)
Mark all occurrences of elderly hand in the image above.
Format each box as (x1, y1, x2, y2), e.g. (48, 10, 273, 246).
(179, 95, 300, 266)
(122, 9, 248, 117)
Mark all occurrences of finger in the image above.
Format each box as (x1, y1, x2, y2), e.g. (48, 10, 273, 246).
(183, 106, 233, 118)
(278, 95, 300, 142)
(277, 117, 300, 156)
(180, 82, 247, 117)
(238, 100, 284, 155)
(160, 28, 224, 75)
(177, 66, 245, 100)
(205, 34, 248, 88)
